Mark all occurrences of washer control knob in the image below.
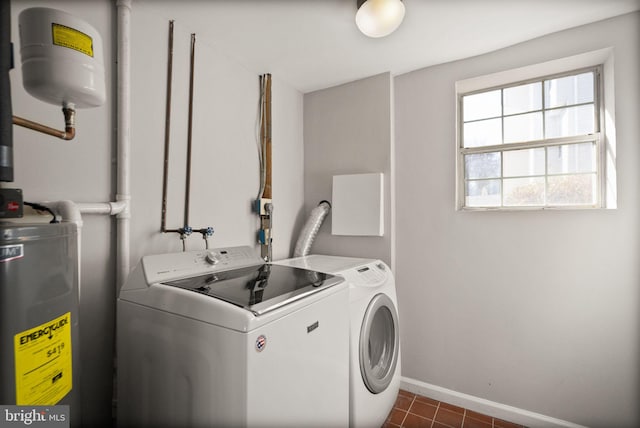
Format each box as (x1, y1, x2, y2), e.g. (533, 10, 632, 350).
(205, 251, 219, 265)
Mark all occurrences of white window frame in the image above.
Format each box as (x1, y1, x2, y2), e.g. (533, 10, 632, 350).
(456, 58, 611, 211)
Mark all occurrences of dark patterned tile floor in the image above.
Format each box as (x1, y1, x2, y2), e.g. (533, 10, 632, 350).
(383, 390, 527, 428)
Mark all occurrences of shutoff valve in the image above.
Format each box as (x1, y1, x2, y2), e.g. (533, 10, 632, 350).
(179, 226, 193, 241)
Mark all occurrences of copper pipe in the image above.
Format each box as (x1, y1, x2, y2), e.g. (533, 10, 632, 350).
(262, 74, 272, 199)
(160, 26, 210, 240)
(259, 73, 272, 261)
(13, 107, 76, 140)
(184, 33, 196, 228)
(161, 20, 174, 232)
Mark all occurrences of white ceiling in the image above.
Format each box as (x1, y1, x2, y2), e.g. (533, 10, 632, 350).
(141, 0, 640, 93)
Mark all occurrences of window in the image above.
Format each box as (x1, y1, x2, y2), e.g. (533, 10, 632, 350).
(457, 67, 603, 209)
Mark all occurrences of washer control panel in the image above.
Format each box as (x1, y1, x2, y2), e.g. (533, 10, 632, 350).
(348, 262, 389, 287)
(142, 246, 263, 284)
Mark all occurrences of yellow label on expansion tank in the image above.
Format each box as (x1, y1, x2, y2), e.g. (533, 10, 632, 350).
(52, 23, 93, 57)
(14, 312, 73, 405)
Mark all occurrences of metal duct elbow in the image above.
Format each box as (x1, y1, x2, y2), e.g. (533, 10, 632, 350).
(293, 200, 331, 258)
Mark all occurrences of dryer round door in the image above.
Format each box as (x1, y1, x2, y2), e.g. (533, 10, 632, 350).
(359, 293, 399, 394)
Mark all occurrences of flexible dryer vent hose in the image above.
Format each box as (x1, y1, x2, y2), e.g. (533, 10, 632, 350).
(293, 200, 331, 258)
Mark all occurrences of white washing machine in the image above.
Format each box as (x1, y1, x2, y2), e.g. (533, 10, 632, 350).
(117, 246, 349, 427)
(275, 255, 401, 428)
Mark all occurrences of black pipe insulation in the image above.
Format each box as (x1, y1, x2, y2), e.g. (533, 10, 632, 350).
(0, 0, 13, 182)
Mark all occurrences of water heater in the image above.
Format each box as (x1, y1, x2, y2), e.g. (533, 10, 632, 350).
(0, 223, 81, 426)
(18, 7, 106, 108)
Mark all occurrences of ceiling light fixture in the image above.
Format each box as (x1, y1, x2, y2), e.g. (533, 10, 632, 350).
(355, 0, 405, 38)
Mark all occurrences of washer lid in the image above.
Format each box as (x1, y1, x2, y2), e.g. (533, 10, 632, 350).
(163, 264, 342, 315)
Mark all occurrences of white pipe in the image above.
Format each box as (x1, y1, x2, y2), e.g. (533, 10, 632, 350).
(77, 201, 126, 216)
(42, 200, 83, 226)
(116, 0, 132, 291)
(41, 0, 133, 298)
(38, 199, 129, 303)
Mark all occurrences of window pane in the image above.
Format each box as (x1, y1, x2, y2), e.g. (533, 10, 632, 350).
(545, 72, 594, 109)
(463, 118, 502, 148)
(459, 68, 601, 209)
(504, 177, 545, 206)
(466, 179, 501, 207)
(463, 90, 501, 121)
(503, 148, 545, 177)
(465, 152, 501, 179)
(504, 112, 543, 143)
(547, 174, 596, 205)
(503, 82, 541, 115)
(545, 104, 594, 138)
(547, 142, 596, 174)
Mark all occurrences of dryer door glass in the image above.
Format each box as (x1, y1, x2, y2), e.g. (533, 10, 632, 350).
(359, 293, 399, 394)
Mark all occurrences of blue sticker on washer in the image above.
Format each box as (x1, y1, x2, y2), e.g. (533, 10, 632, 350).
(255, 335, 267, 352)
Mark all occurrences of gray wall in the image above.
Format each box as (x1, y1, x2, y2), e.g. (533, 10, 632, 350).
(9, 1, 304, 425)
(394, 12, 639, 427)
(129, 2, 305, 263)
(303, 73, 394, 266)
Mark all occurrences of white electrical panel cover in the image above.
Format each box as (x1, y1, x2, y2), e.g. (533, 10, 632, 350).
(332, 173, 384, 236)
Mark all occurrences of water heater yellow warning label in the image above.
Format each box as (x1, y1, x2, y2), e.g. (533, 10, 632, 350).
(14, 312, 72, 405)
(52, 23, 93, 57)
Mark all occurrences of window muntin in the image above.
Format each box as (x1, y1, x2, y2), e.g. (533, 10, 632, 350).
(459, 68, 601, 209)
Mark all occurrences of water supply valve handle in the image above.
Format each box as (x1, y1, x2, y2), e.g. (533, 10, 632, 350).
(180, 226, 193, 240)
(198, 227, 214, 237)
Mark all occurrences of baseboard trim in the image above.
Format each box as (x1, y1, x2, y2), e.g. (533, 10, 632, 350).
(400, 377, 587, 428)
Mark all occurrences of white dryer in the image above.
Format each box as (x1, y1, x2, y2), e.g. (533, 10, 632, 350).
(117, 246, 349, 427)
(275, 255, 401, 428)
